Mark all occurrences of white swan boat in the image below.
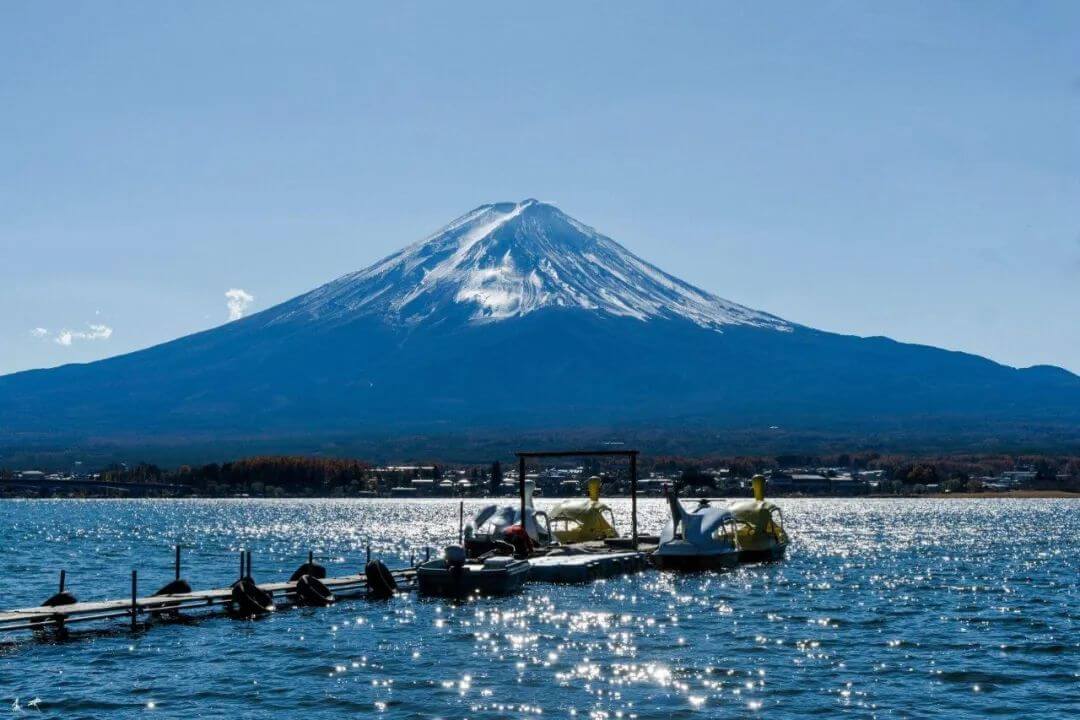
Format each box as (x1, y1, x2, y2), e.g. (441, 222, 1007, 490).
(464, 479, 555, 556)
(652, 485, 739, 571)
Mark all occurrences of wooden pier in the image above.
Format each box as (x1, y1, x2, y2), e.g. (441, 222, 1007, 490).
(0, 549, 657, 636)
(0, 564, 416, 635)
(4, 445, 660, 638)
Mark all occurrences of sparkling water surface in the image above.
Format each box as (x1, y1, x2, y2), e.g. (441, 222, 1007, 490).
(2, 498, 1078, 718)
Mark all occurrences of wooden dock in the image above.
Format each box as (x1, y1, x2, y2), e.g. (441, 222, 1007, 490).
(0, 568, 416, 635)
(1, 536, 658, 638)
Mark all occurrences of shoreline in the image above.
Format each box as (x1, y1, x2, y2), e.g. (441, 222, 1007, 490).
(3, 490, 1078, 501)
(888, 489, 1080, 499)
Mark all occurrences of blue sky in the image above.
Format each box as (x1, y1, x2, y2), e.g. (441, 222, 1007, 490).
(2, 1, 1077, 374)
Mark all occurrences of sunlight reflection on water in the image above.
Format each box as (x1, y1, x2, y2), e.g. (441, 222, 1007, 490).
(2, 498, 1078, 718)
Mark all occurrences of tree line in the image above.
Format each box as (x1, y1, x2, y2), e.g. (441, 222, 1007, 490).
(4, 451, 1079, 497)
(100, 456, 372, 497)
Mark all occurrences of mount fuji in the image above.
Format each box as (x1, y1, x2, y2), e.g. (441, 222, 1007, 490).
(262, 199, 790, 332)
(2, 199, 1078, 458)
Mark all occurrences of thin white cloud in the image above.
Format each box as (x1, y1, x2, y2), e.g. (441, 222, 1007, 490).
(41, 323, 114, 346)
(225, 288, 254, 321)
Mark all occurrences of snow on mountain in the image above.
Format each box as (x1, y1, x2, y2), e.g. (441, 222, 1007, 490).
(267, 199, 791, 332)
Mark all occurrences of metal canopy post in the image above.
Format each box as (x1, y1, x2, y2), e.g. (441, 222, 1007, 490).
(630, 452, 638, 550)
(518, 455, 527, 530)
(514, 449, 641, 548)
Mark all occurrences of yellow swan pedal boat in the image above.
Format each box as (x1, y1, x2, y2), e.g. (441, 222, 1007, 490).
(548, 476, 618, 544)
(729, 475, 789, 563)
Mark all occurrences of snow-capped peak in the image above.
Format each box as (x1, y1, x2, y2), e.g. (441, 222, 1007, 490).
(268, 200, 791, 332)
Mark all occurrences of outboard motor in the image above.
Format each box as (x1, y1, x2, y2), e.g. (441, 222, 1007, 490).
(43, 570, 77, 607)
(153, 579, 192, 596)
(154, 546, 192, 595)
(230, 577, 274, 617)
(150, 577, 192, 618)
(365, 559, 397, 599)
(293, 574, 335, 607)
(154, 545, 192, 598)
(444, 545, 467, 580)
(289, 551, 327, 582)
(444, 545, 467, 568)
(42, 590, 77, 607)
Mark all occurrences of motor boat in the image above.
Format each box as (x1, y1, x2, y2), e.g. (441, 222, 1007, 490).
(729, 475, 789, 562)
(417, 545, 531, 598)
(464, 480, 555, 557)
(651, 485, 739, 571)
(547, 476, 618, 544)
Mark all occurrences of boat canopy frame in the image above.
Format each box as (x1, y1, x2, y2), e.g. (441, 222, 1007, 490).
(515, 449, 640, 550)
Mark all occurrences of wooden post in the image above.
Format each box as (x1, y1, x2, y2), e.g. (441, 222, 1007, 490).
(239, 550, 244, 580)
(458, 500, 464, 545)
(308, 550, 314, 565)
(59, 569, 66, 593)
(366, 545, 371, 564)
(425, 546, 431, 562)
(518, 454, 526, 532)
(130, 570, 138, 630)
(246, 550, 252, 579)
(630, 452, 639, 551)
(175, 544, 181, 581)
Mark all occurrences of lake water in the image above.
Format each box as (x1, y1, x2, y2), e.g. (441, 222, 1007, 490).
(2, 498, 1077, 718)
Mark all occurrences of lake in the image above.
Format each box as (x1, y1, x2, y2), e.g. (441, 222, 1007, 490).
(2, 498, 1077, 718)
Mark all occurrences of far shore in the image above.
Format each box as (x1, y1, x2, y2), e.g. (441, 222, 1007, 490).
(3, 489, 1079, 501)
(868, 489, 1079, 499)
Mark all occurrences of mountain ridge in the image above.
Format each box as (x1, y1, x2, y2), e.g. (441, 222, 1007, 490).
(1, 200, 1078, 456)
(260, 199, 791, 333)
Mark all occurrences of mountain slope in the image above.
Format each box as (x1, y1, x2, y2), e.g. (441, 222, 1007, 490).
(266, 199, 790, 331)
(2, 200, 1078, 455)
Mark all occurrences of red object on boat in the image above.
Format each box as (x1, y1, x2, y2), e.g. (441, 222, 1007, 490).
(502, 524, 533, 555)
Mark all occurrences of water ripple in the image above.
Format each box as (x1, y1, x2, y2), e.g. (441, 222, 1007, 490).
(2, 498, 1077, 718)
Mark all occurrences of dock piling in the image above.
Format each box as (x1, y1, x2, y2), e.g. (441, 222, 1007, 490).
(175, 544, 181, 581)
(366, 545, 371, 564)
(59, 569, 66, 593)
(246, 550, 252, 579)
(308, 550, 314, 565)
(630, 452, 639, 550)
(130, 570, 137, 630)
(518, 455, 527, 537)
(458, 501, 464, 545)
